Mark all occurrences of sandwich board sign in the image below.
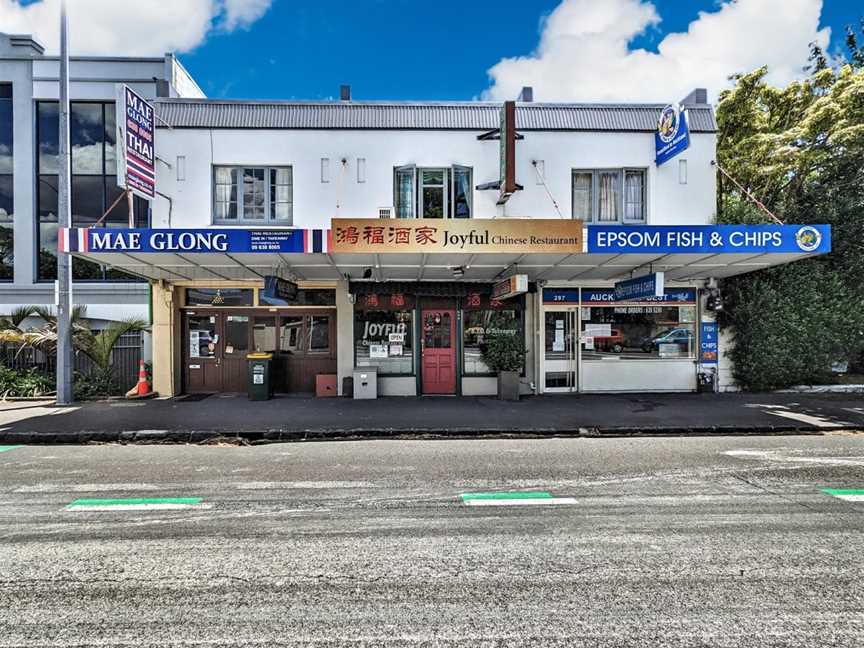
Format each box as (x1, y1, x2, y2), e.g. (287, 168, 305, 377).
(115, 84, 155, 200)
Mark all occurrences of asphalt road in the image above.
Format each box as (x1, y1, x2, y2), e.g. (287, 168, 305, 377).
(1, 436, 864, 647)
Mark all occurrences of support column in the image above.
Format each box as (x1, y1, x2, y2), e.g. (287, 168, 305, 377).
(151, 280, 179, 397)
(335, 280, 353, 395)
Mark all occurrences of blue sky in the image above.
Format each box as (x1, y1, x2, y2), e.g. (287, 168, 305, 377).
(176, 0, 863, 101)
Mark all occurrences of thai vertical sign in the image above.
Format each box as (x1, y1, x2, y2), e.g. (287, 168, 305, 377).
(115, 84, 155, 200)
(655, 104, 690, 166)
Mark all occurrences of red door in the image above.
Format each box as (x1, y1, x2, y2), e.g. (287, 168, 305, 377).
(421, 310, 456, 394)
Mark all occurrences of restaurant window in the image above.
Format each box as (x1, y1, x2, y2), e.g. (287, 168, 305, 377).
(185, 288, 254, 307)
(393, 165, 472, 219)
(308, 315, 331, 352)
(213, 166, 293, 225)
(36, 101, 148, 281)
(462, 294, 524, 375)
(354, 295, 414, 375)
(0, 84, 12, 280)
(572, 169, 646, 223)
(580, 291, 695, 360)
(252, 317, 277, 353)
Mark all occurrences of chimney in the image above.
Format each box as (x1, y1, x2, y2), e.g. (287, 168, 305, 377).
(340, 84, 351, 101)
(680, 88, 707, 105)
(517, 86, 533, 102)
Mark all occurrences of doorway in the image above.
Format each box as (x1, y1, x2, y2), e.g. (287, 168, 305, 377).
(544, 309, 579, 393)
(421, 309, 456, 394)
(184, 311, 249, 393)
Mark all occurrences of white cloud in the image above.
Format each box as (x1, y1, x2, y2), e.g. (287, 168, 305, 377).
(0, 0, 273, 56)
(483, 0, 831, 103)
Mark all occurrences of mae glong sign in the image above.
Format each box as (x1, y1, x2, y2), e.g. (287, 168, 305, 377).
(331, 219, 584, 254)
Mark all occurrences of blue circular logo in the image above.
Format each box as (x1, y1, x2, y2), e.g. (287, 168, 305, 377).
(658, 105, 679, 144)
(795, 226, 822, 252)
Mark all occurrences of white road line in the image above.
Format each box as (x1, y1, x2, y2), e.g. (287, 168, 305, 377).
(829, 494, 864, 502)
(464, 497, 578, 507)
(763, 409, 852, 428)
(65, 503, 212, 512)
(235, 481, 376, 490)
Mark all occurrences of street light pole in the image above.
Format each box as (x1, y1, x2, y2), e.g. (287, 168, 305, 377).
(56, 0, 73, 405)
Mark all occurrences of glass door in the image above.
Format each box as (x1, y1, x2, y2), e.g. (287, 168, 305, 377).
(544, 309, 578, 393)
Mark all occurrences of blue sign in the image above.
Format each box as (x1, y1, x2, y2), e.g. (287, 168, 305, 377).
(60, 228, 331, 254)
(542, 288, 580, 304)
(261, 276, 298, 305)
(588, 225, 831, 255)
(582, 287, 695, 305)
(700, 322, 718, 365)
(614, 272, 664, 301)
(655, 105, 690, 166)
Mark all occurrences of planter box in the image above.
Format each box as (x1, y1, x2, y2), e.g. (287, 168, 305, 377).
(497, 370, 520, 401)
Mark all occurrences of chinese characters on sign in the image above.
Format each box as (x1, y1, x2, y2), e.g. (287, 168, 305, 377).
(331, 219, 583, 254)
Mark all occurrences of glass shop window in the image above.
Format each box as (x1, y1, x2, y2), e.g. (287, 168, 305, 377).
(252, 317, 277, 353)
(308, 315, 331, 352)
(185, 288, 254, 307)
(580, 303, 696, 360)
(463, 307, 524, 375)
(224, 315, 249, 356)
(354, 309, 414, 375)
(279, 316, 304, 353)
(188, 315, 217, 359)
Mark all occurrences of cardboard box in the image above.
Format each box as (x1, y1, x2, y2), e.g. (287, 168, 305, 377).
(315, 374, 338, 398)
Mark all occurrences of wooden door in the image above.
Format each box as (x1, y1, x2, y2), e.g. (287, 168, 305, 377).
(221, 313, 250, 392)
(185, 312, 222, 392)
(421, 309, 456, 394)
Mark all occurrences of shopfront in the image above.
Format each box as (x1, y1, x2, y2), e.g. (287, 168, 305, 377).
(541, 286, 699, 393)
(351, 284, 528, 396)
(181, 286, 336, 394)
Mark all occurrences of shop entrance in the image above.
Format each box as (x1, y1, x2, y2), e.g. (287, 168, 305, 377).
(183, 309, 336, 394)
(544, 309, 579, 393)
(421, 309, 456, 394)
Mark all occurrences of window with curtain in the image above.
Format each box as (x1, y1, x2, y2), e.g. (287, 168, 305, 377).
(393, 166, 472, 219)
(213, 165, 293, 224)
(572, 168, 647, 223)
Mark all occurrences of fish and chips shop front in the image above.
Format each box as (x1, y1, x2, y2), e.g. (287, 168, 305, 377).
(60, 220, 831, 397)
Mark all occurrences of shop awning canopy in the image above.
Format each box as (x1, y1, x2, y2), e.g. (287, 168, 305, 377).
(59, 223, 831, 284)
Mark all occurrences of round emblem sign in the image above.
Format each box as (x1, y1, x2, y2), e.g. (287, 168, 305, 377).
(657, 105, 680, 144)
(795, 226, 822, 252)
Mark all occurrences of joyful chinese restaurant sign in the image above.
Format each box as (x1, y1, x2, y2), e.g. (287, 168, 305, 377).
(330, 218, 584, 254)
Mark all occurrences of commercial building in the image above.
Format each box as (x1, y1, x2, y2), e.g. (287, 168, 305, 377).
(0, 31, 202, 327)
(3, 30, 829, 397)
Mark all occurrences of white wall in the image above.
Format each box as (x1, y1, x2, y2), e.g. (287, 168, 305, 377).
(153, 128, 716, 229)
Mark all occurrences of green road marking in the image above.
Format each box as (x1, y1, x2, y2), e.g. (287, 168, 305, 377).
(823, 489, 864, 496)
(0, 446, 23, 453)
(461, 491, 552, 501)
(68, 497, 202, 507)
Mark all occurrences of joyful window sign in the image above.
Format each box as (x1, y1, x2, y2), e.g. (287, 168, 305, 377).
(331, 218, 583, 254)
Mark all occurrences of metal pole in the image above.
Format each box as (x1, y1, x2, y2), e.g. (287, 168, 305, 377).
(55, 0, 73, 405)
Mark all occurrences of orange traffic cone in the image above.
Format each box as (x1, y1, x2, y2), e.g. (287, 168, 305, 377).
(136, 359, 150, 396)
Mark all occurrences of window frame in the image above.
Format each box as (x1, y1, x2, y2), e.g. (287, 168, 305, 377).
(212, 165, 293, 226)
(394, 165, 473, 219)
(572, 167, 648, 223)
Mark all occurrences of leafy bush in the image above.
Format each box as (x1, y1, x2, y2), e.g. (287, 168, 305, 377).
(73, 369, 121, 401)
(481, 330, 526, 373)
(0, 365, 55, 398)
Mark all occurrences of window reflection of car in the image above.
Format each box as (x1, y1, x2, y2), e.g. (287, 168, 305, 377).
(593, 329, 624, 353)
(641, 328, 693, 353)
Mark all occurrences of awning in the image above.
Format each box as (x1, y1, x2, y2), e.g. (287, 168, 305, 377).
(59, 223, 831, 284)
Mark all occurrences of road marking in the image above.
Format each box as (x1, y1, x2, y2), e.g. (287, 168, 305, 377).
(725, 450, 864, 466)
(823, 489, 864, 502)
(236, 480, 376, 490)
(461, 491, 577, 506)
(17, 483, 160, 494)
(0, 445, 23, 453)
(65, 497, 209, 512)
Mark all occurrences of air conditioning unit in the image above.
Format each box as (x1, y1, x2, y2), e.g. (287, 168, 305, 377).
(378, 206, 395, 219)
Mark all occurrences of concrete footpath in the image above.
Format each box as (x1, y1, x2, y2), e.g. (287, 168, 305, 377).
(0, 391, 862, 443)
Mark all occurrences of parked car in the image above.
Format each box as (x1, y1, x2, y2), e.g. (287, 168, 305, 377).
(641, 328, 694, 353)
(593, 329, 624, 353)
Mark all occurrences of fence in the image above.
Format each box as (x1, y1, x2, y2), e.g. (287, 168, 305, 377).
(1, 331, 143, 392)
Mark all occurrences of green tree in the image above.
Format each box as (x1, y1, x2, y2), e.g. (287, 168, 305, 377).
(716, 32, 864, 389)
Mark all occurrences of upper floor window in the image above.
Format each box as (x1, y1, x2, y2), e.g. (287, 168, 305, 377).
(572, 168, 646, 223)
(394, 165, 472, 219)
(213, 166, 293, 225)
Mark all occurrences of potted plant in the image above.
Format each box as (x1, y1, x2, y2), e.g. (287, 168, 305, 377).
(481, 328, 526, 401)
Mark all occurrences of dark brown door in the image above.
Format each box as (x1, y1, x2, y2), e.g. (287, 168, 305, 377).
(185, 312, 222, 392)
(421, 310, 456, 394)
(277, 313, 336, 393)
(221, 313, 250, 392)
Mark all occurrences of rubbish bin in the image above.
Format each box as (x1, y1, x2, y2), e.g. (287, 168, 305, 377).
(352, 366, 378, 400)
(247, 352, 273, 401)
(697, 370, 716, 393)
